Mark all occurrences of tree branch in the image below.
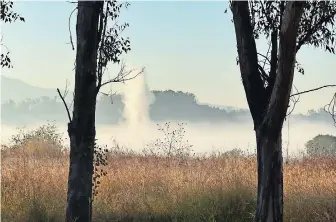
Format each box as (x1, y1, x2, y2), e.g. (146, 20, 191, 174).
(257, 53, 271, 65)
(231, 1, 267, 127)
(96, 2, 109, 90)
(324, 92, 336, 125)
(57, 81, 72, 122)
(287, 85, 300, 117)
(290, 84, 336, 97)
(268, 30, 278, 91)
(257, 64, 269, 85)
(99, 62, 145, 89)
(57, 88, 72, 122)
(262, 1, 305, 137)
(68, 7, 77, 51)
(296, 11, 334, 52)
(260, 1, 276, 32)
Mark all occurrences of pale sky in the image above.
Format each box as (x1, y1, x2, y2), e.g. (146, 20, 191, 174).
(1, 1, 335, 113)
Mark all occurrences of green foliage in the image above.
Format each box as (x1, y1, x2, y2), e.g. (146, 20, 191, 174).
(75, 1, 135, 215)
(231, 1, 336, 76)
(1, 0, 25, 68)
(247, 0, 336, 53)
(1, 0, 25, 22)
(91, 0, 132, 199)
(1, 52, 12, 68)
(98, 0, 131, 66)
(305, 134, 336, 157)
(96, 0, 132, 89)
(92, 142, 108, 202)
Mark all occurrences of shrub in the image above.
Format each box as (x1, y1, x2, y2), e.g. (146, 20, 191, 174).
(305, 134, 336, 157)
(3, 122, 66, 157)
(142, 122, 193, 162)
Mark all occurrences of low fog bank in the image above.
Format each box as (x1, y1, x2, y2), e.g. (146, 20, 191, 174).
(1, 121, 335, 158)
(1, 73, 335, 157)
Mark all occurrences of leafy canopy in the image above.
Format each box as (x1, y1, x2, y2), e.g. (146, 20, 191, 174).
(230, 0, 336, 78)
(248, 0, 336, 54)
(96, 0, 131, 89)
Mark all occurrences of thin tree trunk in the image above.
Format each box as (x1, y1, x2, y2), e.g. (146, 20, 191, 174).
(65, 2, 103, 222)
(256, 130, 283, 222)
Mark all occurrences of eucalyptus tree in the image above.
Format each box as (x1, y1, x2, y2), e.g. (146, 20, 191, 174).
(230, 1, 335, 221)
(60, 1, 143, 221)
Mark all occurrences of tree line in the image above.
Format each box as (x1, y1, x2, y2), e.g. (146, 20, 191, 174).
(2, 92, 333, 125)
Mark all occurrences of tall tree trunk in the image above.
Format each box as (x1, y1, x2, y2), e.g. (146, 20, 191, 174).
(65, 2, 103, 222)
(256, 131, 283, 222)
(231, 2, 305, 222)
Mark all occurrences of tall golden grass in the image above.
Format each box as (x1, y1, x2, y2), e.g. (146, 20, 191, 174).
(1, 142, 336, 222)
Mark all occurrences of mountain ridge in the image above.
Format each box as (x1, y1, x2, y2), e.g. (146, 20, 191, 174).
(1, 75, 333, 125)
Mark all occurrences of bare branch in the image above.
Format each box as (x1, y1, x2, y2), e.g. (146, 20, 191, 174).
(68, 7, 77, 51)
(63, 79, 70, 98)
(290, 84, 336, 97)
(68, 91, 75, 112)
(1, 35, 11, 53)
(57, 88, 72, 122)
(257, 64, 269, 86)
(99, 90, 118, 104)
(99, 62, 145, 89)
(287, 85, 300, 116)
(324, 92, 336, 125)
(257, 52, 271, 66)
(0, 43, 10, 53)
(288, 85, 336, 123)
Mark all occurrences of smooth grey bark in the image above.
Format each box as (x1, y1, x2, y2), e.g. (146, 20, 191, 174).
(65, 2, 103, 222)
(231, 1, 305, 222)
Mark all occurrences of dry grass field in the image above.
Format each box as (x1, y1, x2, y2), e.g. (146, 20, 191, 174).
(1, 148, 336, 222)
(1, 125, 336, 222)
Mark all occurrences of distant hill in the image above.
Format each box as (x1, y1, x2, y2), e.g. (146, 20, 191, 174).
(0, 75, 334, 125)
(1, 75, 65, 103)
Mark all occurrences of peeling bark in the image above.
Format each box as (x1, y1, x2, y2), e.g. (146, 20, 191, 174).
(65, 2, 103, 222)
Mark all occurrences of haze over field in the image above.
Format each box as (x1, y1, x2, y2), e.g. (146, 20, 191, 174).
(1, 74, 334, 157)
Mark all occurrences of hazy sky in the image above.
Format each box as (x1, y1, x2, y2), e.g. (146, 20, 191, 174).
(1, 1, 335, 113)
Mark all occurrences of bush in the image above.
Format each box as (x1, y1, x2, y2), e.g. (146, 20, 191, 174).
(142, 122, 193, 162)
(221, 148, 245, 158)
(3, 123, 66, 157)
(305, 134, 336, 157)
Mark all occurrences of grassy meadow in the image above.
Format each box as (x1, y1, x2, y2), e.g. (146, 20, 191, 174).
(1, 124, 336, 222)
